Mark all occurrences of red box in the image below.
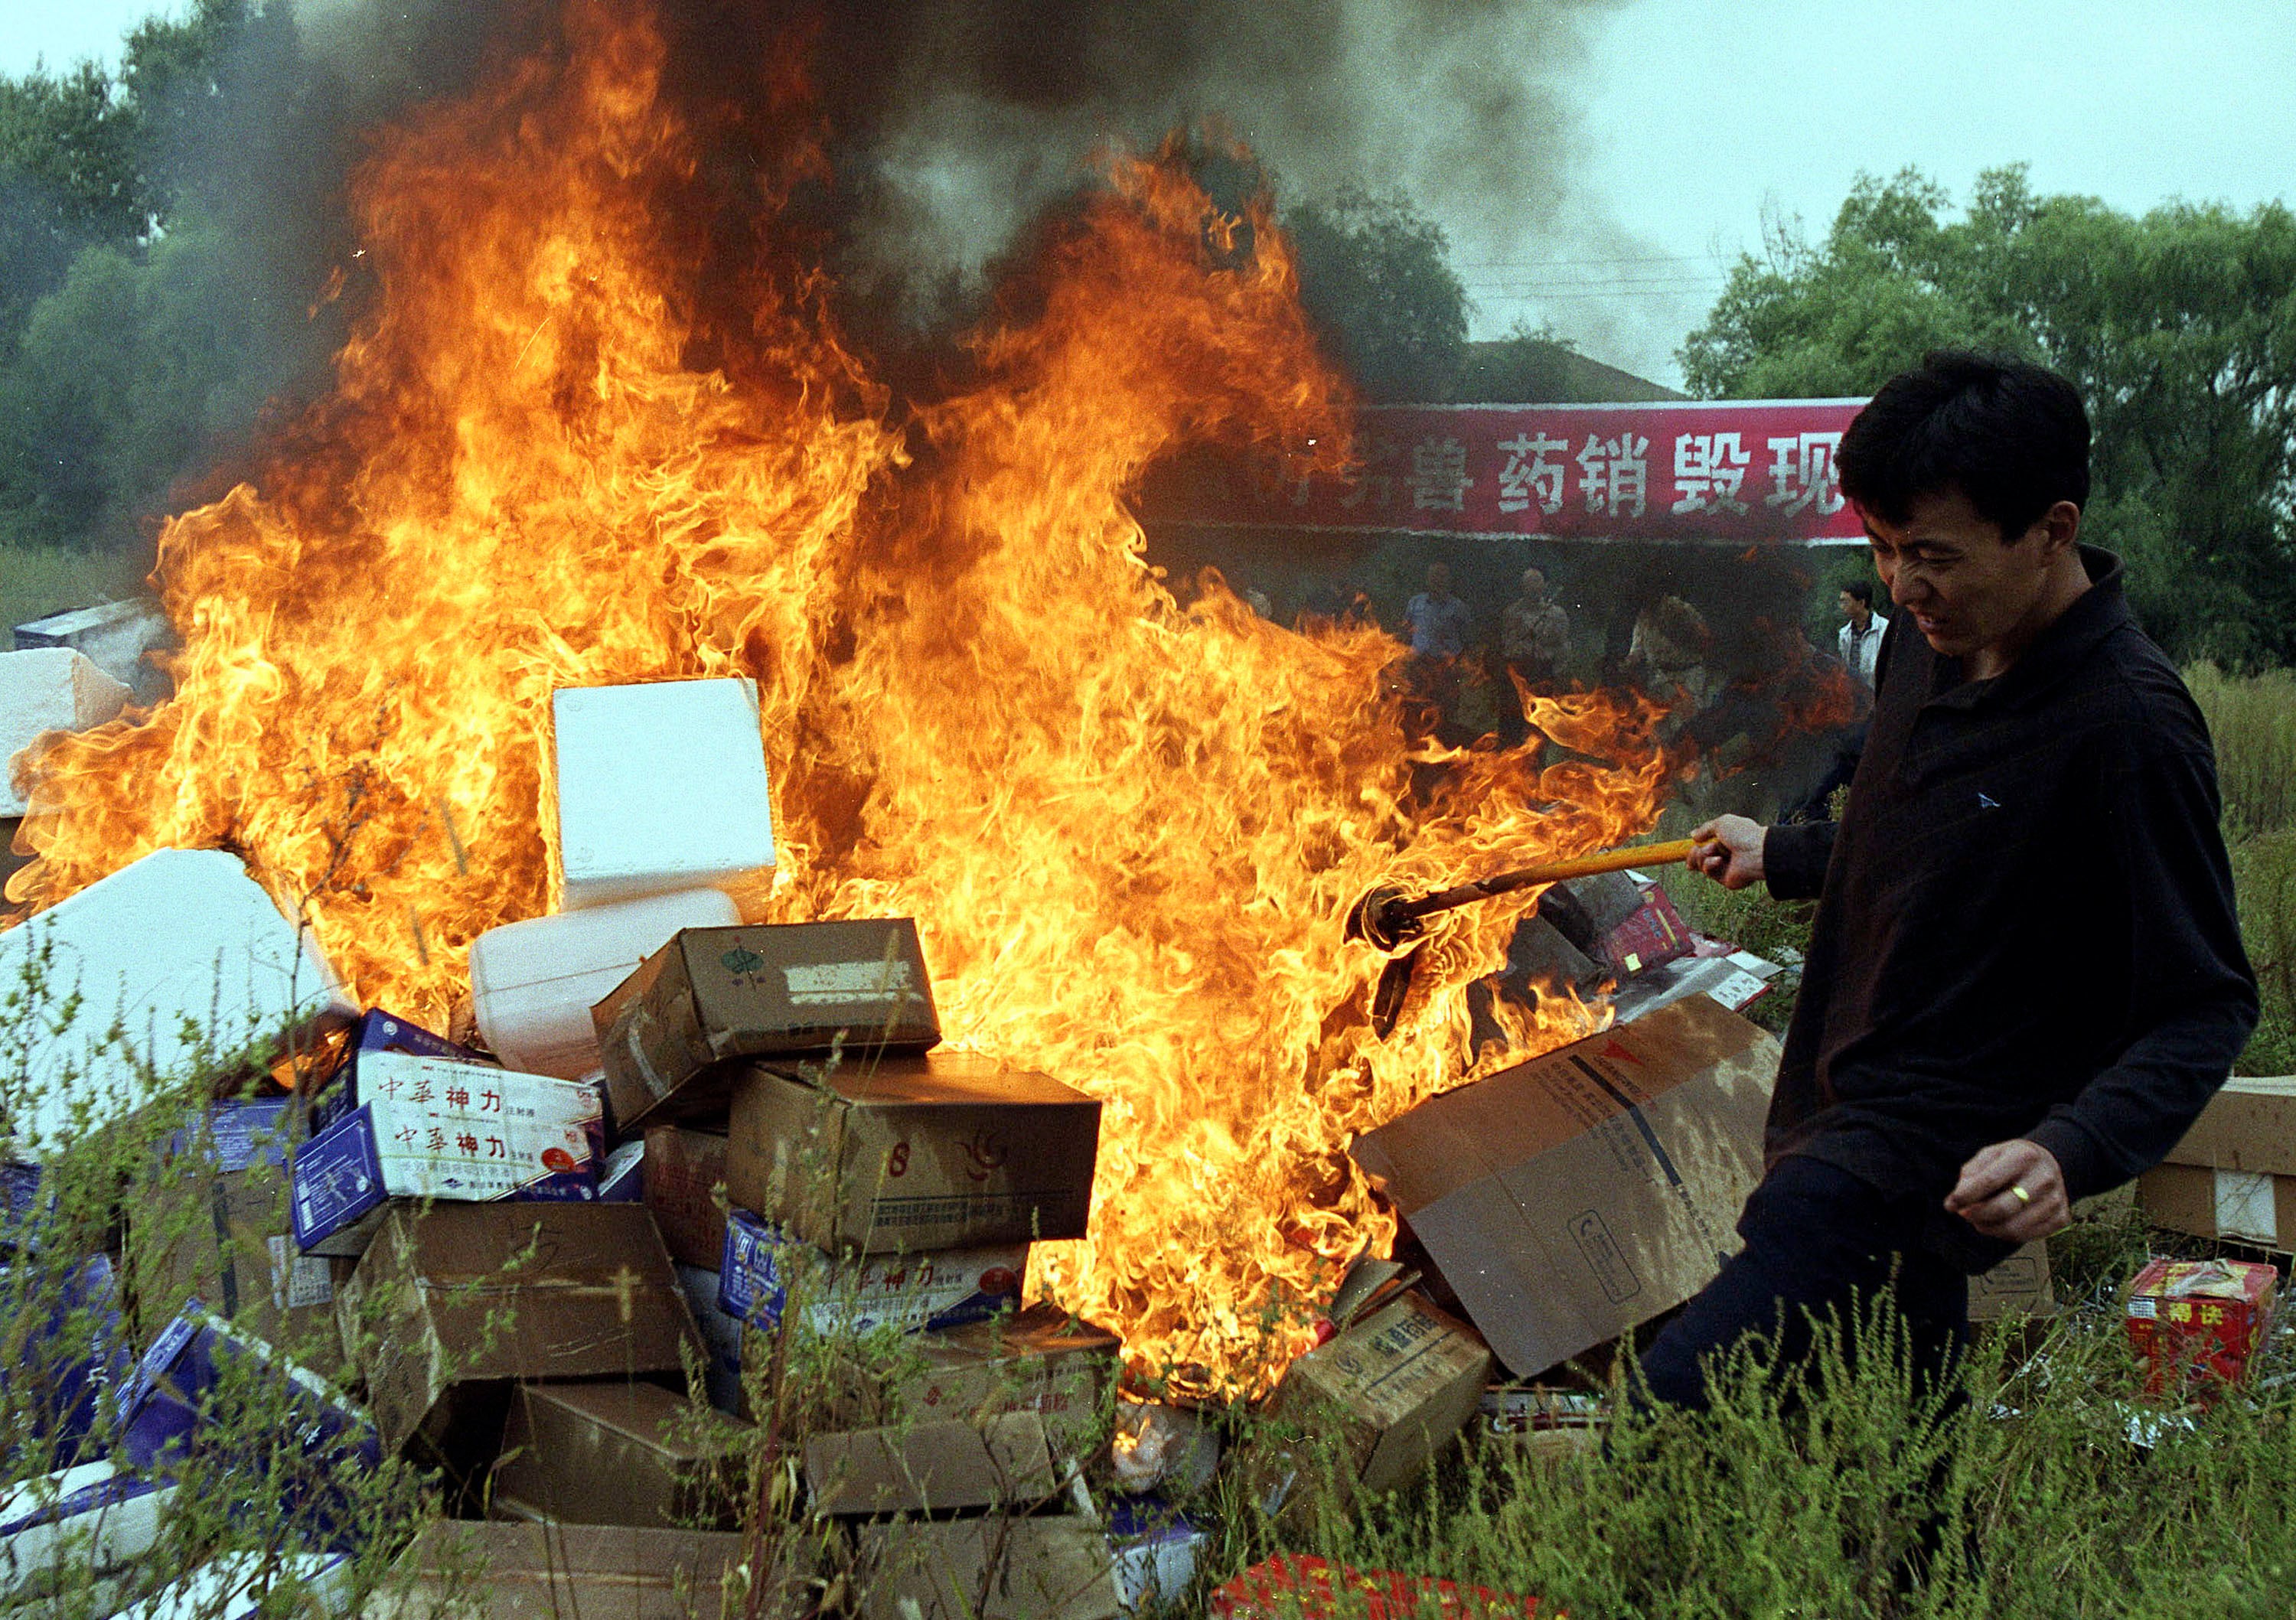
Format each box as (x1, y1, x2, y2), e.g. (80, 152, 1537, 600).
(1211, 1555, 1558, 1620)
(2125, 1257, 2278, 1401)
(1600, 886, 1691, 978)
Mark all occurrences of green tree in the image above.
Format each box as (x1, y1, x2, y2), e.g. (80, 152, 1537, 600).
(1681, 166, 2296, 666)
(1284, 185, 1469, 403)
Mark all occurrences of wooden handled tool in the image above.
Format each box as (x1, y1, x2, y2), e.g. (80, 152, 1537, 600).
(1346, 836, 1714, 1039)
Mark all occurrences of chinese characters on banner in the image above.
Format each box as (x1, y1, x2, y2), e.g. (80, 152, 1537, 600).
(1163, 400, 1869, 543)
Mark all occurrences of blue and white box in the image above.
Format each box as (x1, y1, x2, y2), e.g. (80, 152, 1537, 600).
(1, 1252, 130, 1469)
(290, 1060, 602, 1257)
(716, 1208, 1023, 1337)
(0, 1461, 178, 1600)
(306, 1010, 491, 1135)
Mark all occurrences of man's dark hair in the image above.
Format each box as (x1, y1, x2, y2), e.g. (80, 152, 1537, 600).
(1841, 579, 1874, 607)
(1838, 350, 2090, 539)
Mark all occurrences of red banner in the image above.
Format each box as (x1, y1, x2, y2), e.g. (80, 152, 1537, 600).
(1157, 399, 1870, 543)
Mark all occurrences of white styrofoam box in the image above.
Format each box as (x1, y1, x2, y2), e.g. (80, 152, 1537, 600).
(111, 1552, 352, 1619)
(0, 648, 132, 817)
(469, 886, 740, 1077)
(0, 849, 354, 1160)
(552, 677, 775, 910)
(12, 599, 171, 704)
(0, 1462, 178, 1599)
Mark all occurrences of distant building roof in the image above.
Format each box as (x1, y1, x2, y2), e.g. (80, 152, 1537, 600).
(1449, 338, 1687, 405)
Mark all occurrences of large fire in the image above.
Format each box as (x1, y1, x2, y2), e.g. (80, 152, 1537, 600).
(9, 3, 1678, 1392)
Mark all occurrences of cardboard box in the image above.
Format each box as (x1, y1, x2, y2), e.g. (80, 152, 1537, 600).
(718, 1208, 1024, 1336)
(491, 1378, 752, 1529)
(2125, 1256, 2278, 1400)
(723, 1051, 1098, 1254)
(1969, 1242, 2057, 1322)
(1349, 995, 1777, 1377)
(792, 1302, 1117, 1453)
(113, 1301, 378, 1543)
(0, 647, 129, 817)
(470, 886, 742, 1079)
(1209, 1554, 1550, 1620)
(804, 1410, 1060, 1515)
(0, 1462, 177, 1602)
(677, 1263, 748, 1416)
(2140, 1075, 2296, 1251)
(859, 1514, 1121, 1620)
(593, 919, 942, 1131)
(337, 1203, 699, 1459)
(289, 1064, 602, 1257)
(0, 848, 354, 1160)
(132, 1098, 344, 1374)
(645, 1122, 732, 1269)
(1247, 1291, 1490, 1516)
(553, 677, 776, 910)
(304, 1009, 491, 1128)
(370, 1521, 772, 1620)
(1, 1253, 129, 1470)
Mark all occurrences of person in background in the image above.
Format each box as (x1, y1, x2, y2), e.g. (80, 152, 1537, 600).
(1404, 562, 1471, 663)
(1501, 567, 1572, 687)
(1658, 350, 2257, 1421)
(1838, 578, 1888, 691)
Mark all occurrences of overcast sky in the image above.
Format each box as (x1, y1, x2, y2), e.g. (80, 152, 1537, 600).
(5, 0, 2291, 385)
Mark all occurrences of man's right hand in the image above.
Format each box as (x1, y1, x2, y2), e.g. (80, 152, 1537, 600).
(1689, 815, 1766, 889)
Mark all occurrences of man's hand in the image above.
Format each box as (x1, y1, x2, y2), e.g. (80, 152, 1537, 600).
(1945, 1139, 2069, 1244)
(1688, 815, 1766, 890)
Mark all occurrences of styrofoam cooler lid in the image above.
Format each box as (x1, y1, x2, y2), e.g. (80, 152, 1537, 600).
(0, 848, 352, 1159)
(0, 648, 132, 817)
(553, 677, 775, 910)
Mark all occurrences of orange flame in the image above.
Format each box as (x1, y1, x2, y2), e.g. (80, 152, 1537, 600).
(9, 2, 1680, 1392)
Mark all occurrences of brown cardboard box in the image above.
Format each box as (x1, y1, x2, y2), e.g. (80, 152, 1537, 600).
(1349, 995, 1777, 1377)
(1247, 1291, 1491, 1517)
(859, 1515, 1120, 1620)
(368, 1521, 788, 1619)
(490, 1379, 754, 1529)
(832, 1303, 1117, 1456)
(130, 1104, 347, 1378)
(804, 1410, 1061, 1516)
(593, 919, 941, 1133)
(2139, 1076, 2296, 1252)
(337, 1204, 700, 1459)
(724, 1052, 1101, 1255)
(1969, 1243, 2057, 1322)
(644, 1123, 732, 1270)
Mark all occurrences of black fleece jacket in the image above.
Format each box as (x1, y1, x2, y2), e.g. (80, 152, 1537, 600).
(1761, 547, 2258, 1269)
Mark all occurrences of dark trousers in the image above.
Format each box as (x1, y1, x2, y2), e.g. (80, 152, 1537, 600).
(1638, 1156, 1970, 1412)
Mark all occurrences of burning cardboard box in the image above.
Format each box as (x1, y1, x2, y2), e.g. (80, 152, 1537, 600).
(2138, 1075, 2296, 1251)
(469, 886, 741, 1079)
(593, 918, 941, 1131)
(291, 1059, 603, 1257)
(717, 1207, 1024, 1336)
(490, 1378, 754, 1529)
(336, 1203, 699, 1460)
(858, 1514, 1123, 1620)
(2125, 1257, 2278, 1402)
(130, 1097, 343, 1374)
(1349, 994, 1776, 1377)
(1243, 1290, 1491, 1521)
(553, 676, 777, 910)
(722, 1051, 1099, 1254)
(0, 848, 354, 1161)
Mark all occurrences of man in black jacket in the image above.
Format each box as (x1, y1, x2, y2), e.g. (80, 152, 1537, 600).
(1640, 350, 2258, 1410)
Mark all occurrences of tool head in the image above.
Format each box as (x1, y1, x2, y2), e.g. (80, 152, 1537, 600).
(1343, 884, 1424, 953)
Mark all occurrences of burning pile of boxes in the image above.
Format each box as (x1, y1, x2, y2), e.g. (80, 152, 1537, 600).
(0, 653, 2264, 1618)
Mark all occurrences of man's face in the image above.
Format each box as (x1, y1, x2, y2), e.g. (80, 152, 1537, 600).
(1838, 589, 1867, 627)
(1864, 488, 2059, 663)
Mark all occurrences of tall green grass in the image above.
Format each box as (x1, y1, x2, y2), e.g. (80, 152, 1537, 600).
(2188, 662, 2296, 843)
